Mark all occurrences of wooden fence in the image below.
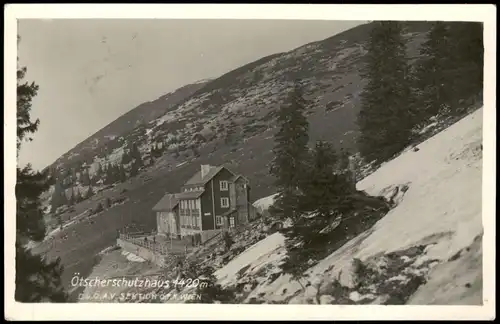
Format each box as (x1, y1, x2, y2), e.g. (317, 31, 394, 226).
(118, 233, 173, 255)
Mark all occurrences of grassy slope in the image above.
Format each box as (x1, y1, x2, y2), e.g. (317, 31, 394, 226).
(37, 21, 436, 291)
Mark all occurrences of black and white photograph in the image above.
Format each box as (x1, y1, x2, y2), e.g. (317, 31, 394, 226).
(4, 4, 496, 321)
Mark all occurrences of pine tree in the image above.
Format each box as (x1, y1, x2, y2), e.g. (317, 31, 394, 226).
(413, 22, 456, 124)
(357, 21, 413, 165)
(80, 170, 91, 186)
(151, 143, 158, 158)
(17, 166, 49, 242)
(280, 142, 353, 278)
(131, 143, 143, 167)
(119, 164, 127, 182)
(104, 164, 116, 185)
(74, 188, 82, 203)
(68, 187, 75, 206)
(448, 22, 484, 109)
(15, 48, 68, 301)
(50, 180, 65, 212)
(121, 150, 132, 165)
(298, 141, 353, 219)
(279, 140, 366, 283)
(16, 65, 39, 152)
(269, 82, 310, 221)
(86, 185, 94, 199)
(111, 164, 119, 183)
(91, 163, 102, 185)
(15, 245, 67, 302)
(130, 161, 139, 177)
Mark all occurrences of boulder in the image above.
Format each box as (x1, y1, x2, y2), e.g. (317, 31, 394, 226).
(336, 260, 359, 289)
(370, 294, 390, 305)
(349, 291, 362, 302)
(319, 295, 336, 304)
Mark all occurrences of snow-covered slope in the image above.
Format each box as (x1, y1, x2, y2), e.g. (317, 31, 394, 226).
(212, 107, 484, 305)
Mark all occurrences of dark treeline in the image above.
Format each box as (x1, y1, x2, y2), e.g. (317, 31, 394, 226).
(268, 21, 483, 286)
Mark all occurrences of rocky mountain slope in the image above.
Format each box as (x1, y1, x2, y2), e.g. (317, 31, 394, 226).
(80, 105, 484, 305)
(44, 21, 434, 210)
(50, 80, 210, 170)
(179, 106, 484, 305)
(35, 21, 453, 292)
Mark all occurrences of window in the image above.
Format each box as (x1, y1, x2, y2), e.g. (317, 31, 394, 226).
(220, 197, 229, 208)
(220, 181, 228, 191)
(216, 215, 223, 226)
(189, 200, 193, 209)
(229, 217, 235, 228)
(195, 199, 200, 209)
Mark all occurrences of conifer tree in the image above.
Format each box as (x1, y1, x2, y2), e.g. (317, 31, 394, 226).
(357, 21, 413, 164)
(151, 143, 158, 158)
(413, 22, 456, 125)
(121, 150, 132, 165)
(131, 143, 143, 167)
(91, 163, 102, 185)
(112, 164, 120, 183)
(50, 180, 66, 211)
(80, 170, 91, 186)
(86, 185, 94, 199)
(280, 141, 355, 280)
(119, 164, 127, 182)
(130, 161, 139, 177)
(74, 188, 82, 203)
(448, 22, 484, 109)
(298, 141, 353, 219)
(269, 82, 310, 221)
(15, 46, 67, 301)
(68, 187, 75, 206)
(104, 164, 118, 185)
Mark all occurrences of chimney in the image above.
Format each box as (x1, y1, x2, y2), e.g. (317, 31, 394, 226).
(201, 164, 211, 179)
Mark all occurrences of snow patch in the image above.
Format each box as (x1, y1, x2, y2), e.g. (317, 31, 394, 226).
(222, 107, 483, 304)
(121, 250, 146, 263)
(252, 193, 278, 214)
(214, 232, 285, 286)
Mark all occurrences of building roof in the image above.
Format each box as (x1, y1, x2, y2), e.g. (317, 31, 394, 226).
(184, 165, 233, 186)
(231, 174, 250, 184)
(221, 208, 237, 217)
(176, 190, 205, 200)
(152, 193, 179, 212)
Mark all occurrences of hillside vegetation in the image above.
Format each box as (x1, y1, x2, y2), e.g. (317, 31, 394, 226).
(31, 21, 483, 301)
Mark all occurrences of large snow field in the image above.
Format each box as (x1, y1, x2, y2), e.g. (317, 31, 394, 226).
(212, 107, 485, 305)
